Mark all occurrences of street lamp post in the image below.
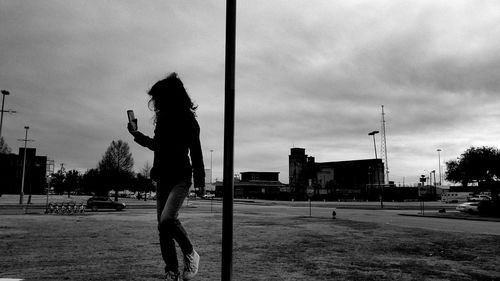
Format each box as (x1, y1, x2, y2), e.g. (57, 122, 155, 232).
(210, 149, 214, 184)
(368, 130, 382, 208)
(0, 90, 14, 138)
(437, 149, 442, 185)
(431, 170, 436, 186)
(368, 131, 379, 159)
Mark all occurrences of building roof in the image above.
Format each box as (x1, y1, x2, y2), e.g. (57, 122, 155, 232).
(241, 171, 280, 175)
(317, 158, 382, 165)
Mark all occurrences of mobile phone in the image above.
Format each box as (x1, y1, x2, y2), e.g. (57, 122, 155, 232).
(127, 110, 137, 131)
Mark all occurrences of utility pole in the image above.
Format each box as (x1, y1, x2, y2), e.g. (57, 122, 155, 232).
(1, 90, 17, 138)
(437, 149, 442, 185)
(18, 126, 34, 204)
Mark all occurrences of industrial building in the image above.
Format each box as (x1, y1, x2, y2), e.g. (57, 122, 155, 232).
(215, 171, 286, 199)
(289, 148, 386, 200)
(0, 147, 47, 195)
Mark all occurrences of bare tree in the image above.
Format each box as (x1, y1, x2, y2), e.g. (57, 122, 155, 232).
(98, 140, 134, 200)
(141, 161, 152, 179)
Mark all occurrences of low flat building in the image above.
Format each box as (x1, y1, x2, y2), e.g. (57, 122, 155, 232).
(215, 171, 286, 199)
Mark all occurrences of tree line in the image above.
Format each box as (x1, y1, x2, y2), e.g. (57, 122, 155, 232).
(445, 146, 500, 201)
(49, 140, 155, 201)
(2, 136, 500, 201)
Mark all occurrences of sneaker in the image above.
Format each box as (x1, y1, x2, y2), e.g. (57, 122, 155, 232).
(183, 249, 200, 280)
(165, 271, 180, 281)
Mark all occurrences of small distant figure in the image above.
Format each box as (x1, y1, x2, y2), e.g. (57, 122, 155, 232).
(332, 209, 337, 219)
(128, 73, 205, 281)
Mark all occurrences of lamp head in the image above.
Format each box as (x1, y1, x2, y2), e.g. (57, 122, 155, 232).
(1, 90, 10, 95)
(368, 130, 379, 136)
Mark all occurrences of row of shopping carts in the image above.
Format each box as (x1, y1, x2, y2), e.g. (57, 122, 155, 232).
(46, 202, 86, 215)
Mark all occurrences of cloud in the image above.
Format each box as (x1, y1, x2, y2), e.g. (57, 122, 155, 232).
(1, 0, 499, 184)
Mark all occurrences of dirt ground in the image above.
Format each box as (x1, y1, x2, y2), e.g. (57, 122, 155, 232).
(0, 201, 499, 281)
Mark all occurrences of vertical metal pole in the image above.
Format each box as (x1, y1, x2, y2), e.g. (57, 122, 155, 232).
(437, 149, 442, 185)
(20, 126, 29, 204)
(45, 178, 50, 213)
(372, 135, 377, 159)
(210, 149, 214, 184)
(222, 1, 236, 280)
(0, 92, 6, 138)
(378, 162, 383, 209)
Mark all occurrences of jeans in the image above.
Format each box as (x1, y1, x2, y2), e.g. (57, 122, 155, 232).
(157, 181, 193, 273)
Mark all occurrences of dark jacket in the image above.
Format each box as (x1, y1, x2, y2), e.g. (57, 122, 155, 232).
(133, 112, 205, 188)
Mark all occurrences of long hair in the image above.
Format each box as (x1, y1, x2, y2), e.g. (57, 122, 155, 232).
(148, 73, 197, 123)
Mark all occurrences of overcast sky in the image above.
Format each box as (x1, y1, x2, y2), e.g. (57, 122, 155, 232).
(1, 0, 499, 185)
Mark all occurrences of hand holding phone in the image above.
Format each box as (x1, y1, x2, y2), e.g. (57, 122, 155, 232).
(127, 110, 138, 132)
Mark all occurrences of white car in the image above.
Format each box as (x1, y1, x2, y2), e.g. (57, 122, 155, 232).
(456, 202, 479, 214)
(468, 195, 491, 202)
(203, 193, 215, 199)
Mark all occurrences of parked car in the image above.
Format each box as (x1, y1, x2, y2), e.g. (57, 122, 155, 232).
(86, 196, 126, 211)
(468, 195, 491, 202)
(203, 193, 215, 199)
(456, 202, 479, 214)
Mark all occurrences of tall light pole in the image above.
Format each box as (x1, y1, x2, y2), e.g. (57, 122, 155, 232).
(368, 130, 382, 208)
(368, 130, 379, 159)
(19, 126, 34, 204)
(210, 149, 214, 184)
(1, 90, 16, 138)
(431, 170, 436, 186)
(437, 149, 442, 185)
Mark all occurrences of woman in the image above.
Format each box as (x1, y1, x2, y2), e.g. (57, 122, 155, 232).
(128, 73, 205, 281)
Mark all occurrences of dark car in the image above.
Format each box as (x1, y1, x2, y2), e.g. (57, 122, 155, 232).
(86, 196, 126, 211)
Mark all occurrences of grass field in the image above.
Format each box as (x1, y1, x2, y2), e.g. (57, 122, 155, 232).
(0, 200, 499, 281)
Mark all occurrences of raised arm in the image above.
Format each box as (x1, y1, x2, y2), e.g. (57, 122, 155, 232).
(133, 132, 157, 151)
(127, 120, 157, 151)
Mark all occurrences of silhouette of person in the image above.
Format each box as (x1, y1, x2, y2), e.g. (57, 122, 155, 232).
(128, 73, 205, 281)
